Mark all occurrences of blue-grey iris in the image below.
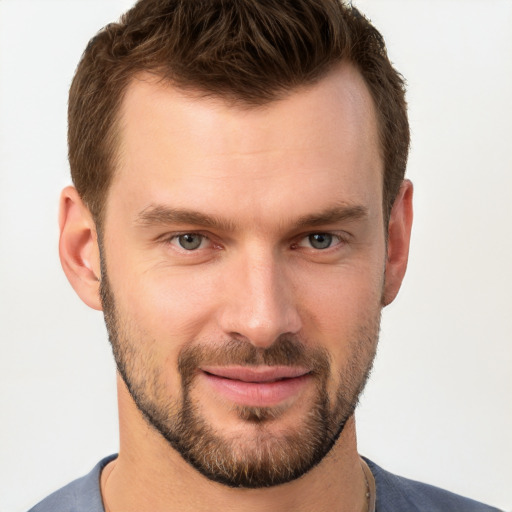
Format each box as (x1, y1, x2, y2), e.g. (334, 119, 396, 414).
(309, 233, 332, 249)
(179, 234, 202, 250)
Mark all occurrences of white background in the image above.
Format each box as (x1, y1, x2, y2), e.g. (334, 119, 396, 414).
(0, 1, 511, 511)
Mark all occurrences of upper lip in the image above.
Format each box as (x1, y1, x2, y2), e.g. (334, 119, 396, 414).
(200, 365, 311, 383)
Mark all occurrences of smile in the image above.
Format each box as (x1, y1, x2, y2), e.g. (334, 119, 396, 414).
(199, 365, 312, 407)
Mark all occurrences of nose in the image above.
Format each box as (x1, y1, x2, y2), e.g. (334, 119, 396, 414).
(217, 250, 302, 348)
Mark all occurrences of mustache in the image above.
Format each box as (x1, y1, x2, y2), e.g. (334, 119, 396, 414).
(178, 335, 331, 385)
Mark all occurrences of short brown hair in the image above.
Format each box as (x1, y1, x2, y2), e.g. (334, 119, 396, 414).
(68, 0, 409, 225)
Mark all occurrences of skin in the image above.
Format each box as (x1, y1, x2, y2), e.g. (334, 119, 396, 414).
(59, 62, 413, 511)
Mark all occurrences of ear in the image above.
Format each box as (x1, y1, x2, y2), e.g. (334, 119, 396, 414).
(382, 179, 413, 306)
(59, 186, 102, 310)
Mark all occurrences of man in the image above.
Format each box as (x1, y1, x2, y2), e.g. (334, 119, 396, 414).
(28, 1, 502, 511)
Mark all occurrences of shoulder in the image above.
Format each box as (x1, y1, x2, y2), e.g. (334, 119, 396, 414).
(364, 458, 504, 512)
(27, 455, 117, 512)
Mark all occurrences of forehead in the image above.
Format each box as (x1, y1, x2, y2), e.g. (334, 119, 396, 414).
(108, 63, 382, 229)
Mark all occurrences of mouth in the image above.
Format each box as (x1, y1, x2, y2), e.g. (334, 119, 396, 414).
(199, 365, 312, 407)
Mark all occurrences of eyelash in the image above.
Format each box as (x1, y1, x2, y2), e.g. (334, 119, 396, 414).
(292, 232, 348, 251)
(165, 232, 216, 251)
(162, 231, 348, 253)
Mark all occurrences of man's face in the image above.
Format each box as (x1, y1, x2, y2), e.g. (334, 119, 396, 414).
(100, 64, 387, 487)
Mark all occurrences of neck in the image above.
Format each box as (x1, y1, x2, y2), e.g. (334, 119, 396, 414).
(101, 376, 368, 512)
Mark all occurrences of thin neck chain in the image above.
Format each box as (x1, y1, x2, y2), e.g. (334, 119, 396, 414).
(360, 458, 377, 512)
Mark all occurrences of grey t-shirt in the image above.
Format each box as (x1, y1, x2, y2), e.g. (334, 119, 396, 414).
(28, 455, 503, 512)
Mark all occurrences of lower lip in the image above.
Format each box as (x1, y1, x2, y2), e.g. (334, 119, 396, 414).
(201, 372, 311, 407)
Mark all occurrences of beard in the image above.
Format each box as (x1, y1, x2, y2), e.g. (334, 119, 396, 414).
(100, 266, 379, 488)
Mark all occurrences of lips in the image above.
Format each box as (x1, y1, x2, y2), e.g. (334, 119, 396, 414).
(199, 365, 311, 407)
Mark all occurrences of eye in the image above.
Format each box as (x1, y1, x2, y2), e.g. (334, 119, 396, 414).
(172, 233, 208, 251)
(307, 233, 332, 249)
(296, 233, 344, 250)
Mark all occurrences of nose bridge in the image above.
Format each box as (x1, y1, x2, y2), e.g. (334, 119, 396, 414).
(220, 246, 301, 347)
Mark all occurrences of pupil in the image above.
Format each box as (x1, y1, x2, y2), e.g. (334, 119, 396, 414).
(309, 233, 332, 249)
(179, 234, 201, 250)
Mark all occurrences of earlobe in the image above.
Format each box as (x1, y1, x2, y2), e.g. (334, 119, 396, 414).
(382, 180, 414, 306)
(58, 186, 103, 311)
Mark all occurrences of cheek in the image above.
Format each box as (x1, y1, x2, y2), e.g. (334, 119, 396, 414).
(298, 267, 382, 403)
(295, 262, 383, 359)
(107, 264, 225, 394)
(110, 257, 223, 345)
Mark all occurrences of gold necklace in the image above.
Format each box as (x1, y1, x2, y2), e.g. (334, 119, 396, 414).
(360, 458, 377, 512)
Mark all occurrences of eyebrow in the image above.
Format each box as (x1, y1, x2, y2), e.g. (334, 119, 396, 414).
(135, 203, 368, 232)
(294, 204, 368, 228)
(135, 205, 238, 232)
